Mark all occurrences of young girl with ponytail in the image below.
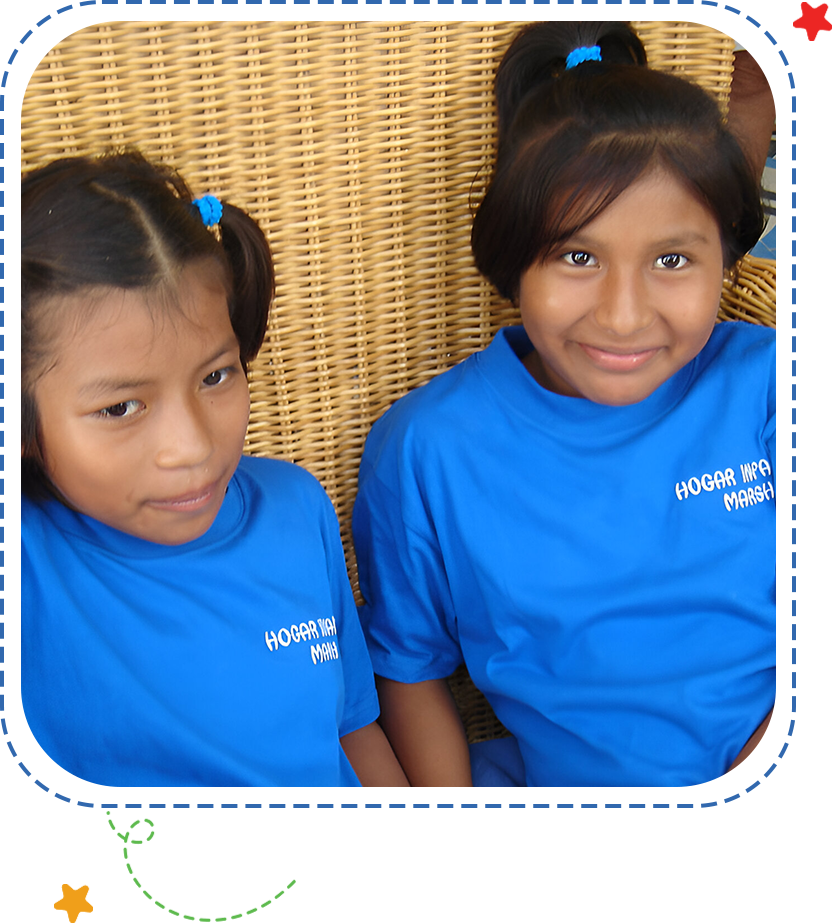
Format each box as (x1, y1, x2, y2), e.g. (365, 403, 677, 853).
(22, 150, 405, 787)
(353, 22, 775, 787)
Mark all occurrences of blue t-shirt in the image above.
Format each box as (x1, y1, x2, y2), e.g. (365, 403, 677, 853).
(353, 322, 775, 787)
(23, 455, 379, 786)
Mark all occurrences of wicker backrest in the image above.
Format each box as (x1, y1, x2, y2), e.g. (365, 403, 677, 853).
(22, 22, 775, 742)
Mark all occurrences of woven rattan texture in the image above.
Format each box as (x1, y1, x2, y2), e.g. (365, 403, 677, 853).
(22, 20, 776, 744)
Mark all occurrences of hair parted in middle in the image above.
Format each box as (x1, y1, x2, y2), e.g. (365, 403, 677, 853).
(471, 21, 766, 303)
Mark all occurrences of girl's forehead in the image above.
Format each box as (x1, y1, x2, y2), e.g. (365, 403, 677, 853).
(551, 165, 718, 241)
(34, 271, 231, 378)
(48, 262, 228, 336)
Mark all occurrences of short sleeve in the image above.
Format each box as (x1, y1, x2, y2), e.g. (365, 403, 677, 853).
(318, 496, 380, 737)
(352, 459, 463, 683)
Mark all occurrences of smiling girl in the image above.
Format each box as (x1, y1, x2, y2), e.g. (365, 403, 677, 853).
(352, 22, 775, 787)
(22, 151, 406, 787)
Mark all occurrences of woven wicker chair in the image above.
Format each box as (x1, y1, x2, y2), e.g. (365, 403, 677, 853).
(22, 21, 776, 744)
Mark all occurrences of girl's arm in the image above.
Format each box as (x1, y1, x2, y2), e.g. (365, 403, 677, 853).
(725, 708, 775, 796)
(376, 676, 473, 786)
(340, 721, 410, 787)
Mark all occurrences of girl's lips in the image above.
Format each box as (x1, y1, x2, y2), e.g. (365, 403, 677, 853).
(146, 484, 216, 513)
(579, 343, 660, 371)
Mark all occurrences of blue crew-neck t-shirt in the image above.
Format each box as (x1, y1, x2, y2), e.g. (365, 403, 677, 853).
(23, 455, 379, 787)
(353, 322, 775, 787)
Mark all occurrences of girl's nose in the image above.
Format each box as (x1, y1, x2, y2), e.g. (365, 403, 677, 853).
(154, 402, 213, 469)
(593, 268, 655, 337)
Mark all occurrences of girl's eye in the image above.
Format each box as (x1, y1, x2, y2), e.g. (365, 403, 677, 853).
(203, 367, 232, 387)
(562, 251, 597, 267)
(656, 253, 689, 270)
(95, 400, 143, 420)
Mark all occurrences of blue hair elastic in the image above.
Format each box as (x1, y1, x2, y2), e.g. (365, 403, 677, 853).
(192, 194, 223, 227)
(565, 45, 602, 70)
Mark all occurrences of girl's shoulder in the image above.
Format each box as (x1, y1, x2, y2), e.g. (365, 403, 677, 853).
(708, 319, 775, 353)
(686, 321, 775, 423)
(236, 453, 323, 491)
(363, 357, 484, 469)
(234, 454, 335, 513)
(232, 456, 344, 554)
(368, 331, 517, 442)
(698, 320, 775, 379)
(22, 491, 71, 536)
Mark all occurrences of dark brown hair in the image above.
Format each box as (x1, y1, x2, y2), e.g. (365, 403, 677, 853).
(22, 149, 275, 496)
(471, 21, 766, 302)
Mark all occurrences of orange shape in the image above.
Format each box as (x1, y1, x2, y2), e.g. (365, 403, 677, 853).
(35, 885, 182, 923)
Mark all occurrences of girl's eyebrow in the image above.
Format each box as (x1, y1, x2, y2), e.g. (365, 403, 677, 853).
(561, 230, 713, 250)
(649, 232, 713, 248)
(78, 337, 241, 399)
(201, 336, 241, 368)
(79, 376, 152, 400)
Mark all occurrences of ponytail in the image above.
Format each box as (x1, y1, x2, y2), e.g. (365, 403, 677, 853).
(494, 21, 646, 148)
(215, 202, 274, 368)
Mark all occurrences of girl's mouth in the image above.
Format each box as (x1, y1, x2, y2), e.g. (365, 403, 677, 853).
(146, 483, 216, 513)
(579, 343, 660, 372)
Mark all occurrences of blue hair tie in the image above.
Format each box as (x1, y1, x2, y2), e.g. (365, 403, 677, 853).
(192, 194, 223, 227)
(565, 45, 602, 70)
